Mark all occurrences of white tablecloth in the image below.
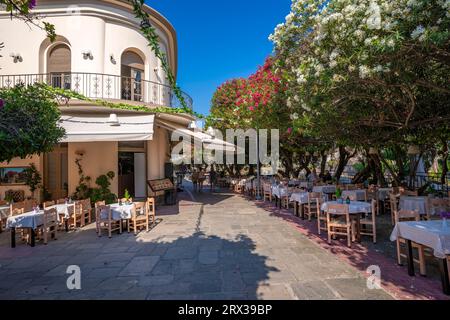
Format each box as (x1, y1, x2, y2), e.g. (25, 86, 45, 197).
(6, 210, 44, 229)
(290, 192, 309, 204)
(399, 196, 428, 215)
(342, 190, 367, 201)
(0, 205, 10, 219)
(48, 203, 75, 219)
(105, 204, 134, 221)
(271, 185, 289, 198)
(390, 220, 450, 258)
(313, 185, 336, 194)
(321, 201, 372, 214)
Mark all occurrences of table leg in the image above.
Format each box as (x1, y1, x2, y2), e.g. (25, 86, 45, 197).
(301, 204, 305, 220)
(356, 214, 361, 243)
(10, 227, 16, 248)
(30, 228, 35, 247)
(406, 240, 415, 276)
(294, 202, 298, 217)
(65, 219, 69, 232)
(438, 258, 450, 295)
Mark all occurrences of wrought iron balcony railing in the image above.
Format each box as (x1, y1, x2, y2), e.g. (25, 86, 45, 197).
(0, 72, 193, 110)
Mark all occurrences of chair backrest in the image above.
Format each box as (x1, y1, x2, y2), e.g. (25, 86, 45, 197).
(132, 202, 146, 217)
(326, 203, 349, 216)
(0, 200, 7, 205)
(308, 192, 322, 205)
(400, 189, 418, 197)
(81, 199, 91, 212)
(395, 209, 420, 222)
(43, 200, 55, 209)
(367, 190, 378, 202)
(23, 199, 37, 212)
(95, 200, 106, 208)
(10, 201, 25, 216)
(389, 193, 399, 212)
(43, 207, 58, 226)
(96, 205, 111, 221)
(146, 197, 155, 216)
(56, 198, 66, 205)
(427, 198, 450, 215)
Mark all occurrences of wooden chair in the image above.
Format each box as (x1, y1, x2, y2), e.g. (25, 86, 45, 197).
(263, 183, 272, 202)
(316, 198, 327, 235)
(23, 199, 37, 212)
(147, 197, 156, 225)
(96, 205, 122, 238)
(280, 186, 292, 209)
(128, 202, 148, 234)
(0, 200, 7, 205)
(304, 192, 321, 221)
(10, 202, 25, 216)
(359, 200, 377, 243)
(39, 207, 58, 245)
(81, 199, 92, 225)
(67, 201, 83, 229)
(426, 197, 449, 221)
(326, 204, 353, 247)
(389, 193, 399, 226)
(43, 200, 55, 209)
(394, 209, 426, 276)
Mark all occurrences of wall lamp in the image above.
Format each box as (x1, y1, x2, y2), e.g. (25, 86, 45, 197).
(82, 51, 93, 60)
(110, 54, 116, 64)
(10, 53, 23, 63)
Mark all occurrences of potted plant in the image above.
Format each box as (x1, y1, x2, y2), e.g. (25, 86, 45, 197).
(335, 187, 343, 204)
(4, 193, 13, 205)
(23, 163, 41, 200)
(124, 189, 132, 204)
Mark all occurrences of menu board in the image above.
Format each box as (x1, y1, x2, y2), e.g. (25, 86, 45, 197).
(147, 179, 174, 192)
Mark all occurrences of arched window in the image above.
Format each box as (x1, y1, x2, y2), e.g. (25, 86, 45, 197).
(47, 43, 71, 89)
(121, 50, 145, 102)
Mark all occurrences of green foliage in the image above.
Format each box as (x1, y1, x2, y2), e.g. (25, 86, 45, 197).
(0, 84, 65, 163)
(72, 158, 92, 200)
(23, 163, 41, 194)
(90, 171, 117, 205)
(124, 189, 131, 201)
(335, 187, 342, 199)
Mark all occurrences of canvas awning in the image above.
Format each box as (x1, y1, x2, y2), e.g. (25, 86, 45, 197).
(60, 114, 155, 142)
(157, 119, 239, 153)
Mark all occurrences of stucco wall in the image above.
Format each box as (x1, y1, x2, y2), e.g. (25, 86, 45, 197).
(0, 155, 43, 202)
(0, 3, 169, 79)
(67, 142, 118, 196)
(147, 126, 169, 181)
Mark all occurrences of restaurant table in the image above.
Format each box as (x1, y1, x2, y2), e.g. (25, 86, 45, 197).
(321, 201, 372, 242)
(271, 185, 290, 208)
(342, 189, 367, 201)
(7, 210, 45, 248)
(47, 203, 75, 232)
(290, 192, 327, 218)
(108, 203, 134, 220)
(399, 196, 428, 216)
(313, 185, 337, 200)
(390, 220, 450, 295)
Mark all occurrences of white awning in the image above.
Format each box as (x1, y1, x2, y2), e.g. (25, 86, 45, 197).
(157, 120, 240, 153)
(60, 114, 155, 142)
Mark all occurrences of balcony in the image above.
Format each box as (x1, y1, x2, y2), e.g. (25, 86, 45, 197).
(0, 72, 193, 110)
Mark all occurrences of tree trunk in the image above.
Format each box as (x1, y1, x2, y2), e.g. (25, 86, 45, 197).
(440, 140, 449, 187)
(334, 146, 355, 182)
(320, 151, 327, 175)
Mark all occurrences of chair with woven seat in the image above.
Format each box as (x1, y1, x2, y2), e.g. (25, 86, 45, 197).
(394, 209, 426, 276)
(96, 205, 122, 238)
(359, 199, 377, 243)
(304, 192, 321, 221)
(389, 193, 399, 226)
(263, 183, 272, 202)
(326, 203, 353, 247)
(128, 202, 148, 234)
(43, 200, 55, 209)
(81, 199, 92, 225)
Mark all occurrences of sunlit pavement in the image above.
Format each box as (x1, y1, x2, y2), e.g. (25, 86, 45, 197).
(0, 186, 392, 300)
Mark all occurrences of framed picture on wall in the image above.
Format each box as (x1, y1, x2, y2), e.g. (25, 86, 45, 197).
(0, 167, 28, 185)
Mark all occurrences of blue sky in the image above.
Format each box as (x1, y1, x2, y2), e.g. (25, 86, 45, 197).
(149, 0, 292, 116)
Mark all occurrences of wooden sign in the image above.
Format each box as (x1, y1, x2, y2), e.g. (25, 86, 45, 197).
(147, 179, 174, 192)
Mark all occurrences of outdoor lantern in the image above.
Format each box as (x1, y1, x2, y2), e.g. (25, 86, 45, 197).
(407, 145, 420, 155)
(206, 126, 216, 138)
(108, 113, 120, 126)
(188, 120, 197, 129)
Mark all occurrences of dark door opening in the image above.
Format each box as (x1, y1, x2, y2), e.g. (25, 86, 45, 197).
(118, 152, 134, 198)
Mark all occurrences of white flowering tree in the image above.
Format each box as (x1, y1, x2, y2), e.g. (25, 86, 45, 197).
(270, 0, 450, 185)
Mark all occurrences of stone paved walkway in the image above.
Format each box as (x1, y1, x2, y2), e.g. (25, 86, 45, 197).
(0, 189, 392, 300)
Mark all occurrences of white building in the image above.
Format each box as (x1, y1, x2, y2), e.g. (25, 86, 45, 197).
(0, 0, 196, 201)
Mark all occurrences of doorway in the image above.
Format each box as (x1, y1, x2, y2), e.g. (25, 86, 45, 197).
(44, 144, 68, 200)
(118, 142, 147, 199)
(47, 43, 71, 89)
(121, 50, 145, 102)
